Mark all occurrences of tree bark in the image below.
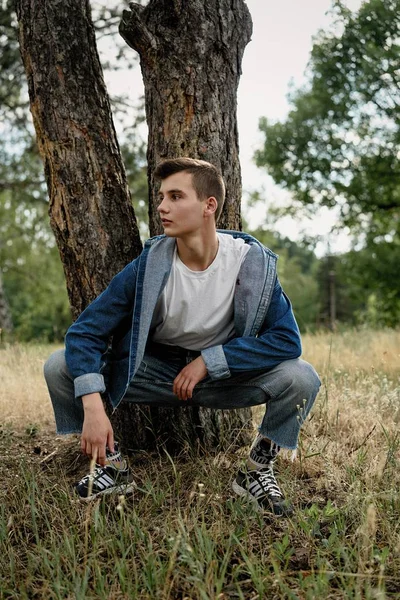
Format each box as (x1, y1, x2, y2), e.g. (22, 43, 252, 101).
(16, 0, 254, 453)
(16, 0, 142, 319)
(115, 0, 254, 452)
(120, 0, 252, 234)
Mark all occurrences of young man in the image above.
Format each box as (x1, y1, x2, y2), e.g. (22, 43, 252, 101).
(44, 157, 320, 516)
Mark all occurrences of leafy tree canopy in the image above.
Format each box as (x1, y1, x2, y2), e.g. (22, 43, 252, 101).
(255, 0, 400, 240)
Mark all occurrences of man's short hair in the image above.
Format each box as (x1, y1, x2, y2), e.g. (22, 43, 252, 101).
(154, 157, 226, 222)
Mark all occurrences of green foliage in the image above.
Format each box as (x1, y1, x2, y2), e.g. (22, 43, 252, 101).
(0, 179, 72, 341)
(342, 241, 400, 327)
(248, 227, 320, 330)
(315, 254, 361, 328)
(0, 1, 28, 130)
(255, 0, 400, 237)
(255, 0, 400, 327)
(120, 119, 150, 240)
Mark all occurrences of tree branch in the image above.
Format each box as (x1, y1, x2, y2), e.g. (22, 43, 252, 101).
(119, 3, 157, 59)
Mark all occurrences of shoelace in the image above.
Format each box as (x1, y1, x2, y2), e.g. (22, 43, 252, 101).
(258, 469, 283, 499)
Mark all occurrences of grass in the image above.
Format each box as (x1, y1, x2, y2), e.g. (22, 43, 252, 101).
(0, 329, 399, 599)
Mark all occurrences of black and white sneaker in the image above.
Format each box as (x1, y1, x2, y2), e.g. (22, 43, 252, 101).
(249, 433, 280, 470)
(232, 466, 293, 516)
(76, 443, 136, 501)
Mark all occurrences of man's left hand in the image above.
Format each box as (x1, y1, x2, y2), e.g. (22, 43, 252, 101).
(173, 355, 208, 400)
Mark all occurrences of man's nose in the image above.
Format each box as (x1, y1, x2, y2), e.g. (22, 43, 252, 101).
(157, 198, 168, 213)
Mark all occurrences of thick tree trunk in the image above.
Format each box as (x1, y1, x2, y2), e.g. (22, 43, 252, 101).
(16, 0, 151, 452)
(115, 0, 254, 452)
(120, 0, 252, 234)
(16, 0, 142, 318)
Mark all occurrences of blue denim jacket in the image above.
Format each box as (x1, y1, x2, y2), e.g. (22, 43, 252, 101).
(65, 230, 302, 409)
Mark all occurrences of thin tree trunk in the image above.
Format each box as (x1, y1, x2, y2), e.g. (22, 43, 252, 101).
(16, 0, 142, 318)
(0, 271, 13, 334)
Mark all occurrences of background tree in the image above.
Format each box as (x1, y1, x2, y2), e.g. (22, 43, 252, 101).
(255, 0, 400, 325)
(0, 272, 13, 334)
(255, 0, 400, 234)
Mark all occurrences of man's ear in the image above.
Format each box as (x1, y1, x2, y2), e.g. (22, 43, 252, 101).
(204, 196, 218, 216)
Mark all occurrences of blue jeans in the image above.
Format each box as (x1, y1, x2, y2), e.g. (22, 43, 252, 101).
(44, 349, 321, 450)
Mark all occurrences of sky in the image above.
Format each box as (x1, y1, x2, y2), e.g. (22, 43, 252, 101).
(236, 0, 362, 253)
(103, 0, 363, 255)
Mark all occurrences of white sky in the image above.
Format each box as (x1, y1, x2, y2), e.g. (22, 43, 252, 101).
(103, 0, 363, 255)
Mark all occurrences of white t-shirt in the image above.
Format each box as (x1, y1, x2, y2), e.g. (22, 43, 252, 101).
(151, 233, 251, 350)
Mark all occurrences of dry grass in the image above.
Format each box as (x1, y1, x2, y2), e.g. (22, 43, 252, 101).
(1, 329, 399, 599)
(1, 328, 398, 429)
(303, 327, 400, 379)
(0, 343, 60, 428)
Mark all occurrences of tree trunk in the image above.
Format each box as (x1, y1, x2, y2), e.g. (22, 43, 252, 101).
(116, 0, 254, 453)
(120, 0, 252, 234)
(16, 0, 142, 318)
(16, 0, 151, 451)
(0, 271, 13, 335)
(16, 0, 254, 454)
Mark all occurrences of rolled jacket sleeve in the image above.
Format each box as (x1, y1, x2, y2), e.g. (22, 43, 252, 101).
(73, 373, 107, 399)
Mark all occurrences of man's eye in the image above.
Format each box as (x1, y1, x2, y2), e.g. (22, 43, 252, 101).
(172, 194, 180, 201)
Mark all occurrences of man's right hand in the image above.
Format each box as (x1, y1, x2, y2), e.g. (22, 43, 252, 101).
(81, 393, 114, 466)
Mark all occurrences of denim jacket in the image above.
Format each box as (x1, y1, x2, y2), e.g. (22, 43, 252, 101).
(65, 231, 302, 409)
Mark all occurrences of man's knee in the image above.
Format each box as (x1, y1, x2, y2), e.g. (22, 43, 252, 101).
(278, 359, 321, 398)
(43, 349, 68, 386)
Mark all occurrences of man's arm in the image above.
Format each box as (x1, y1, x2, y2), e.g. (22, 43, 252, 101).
(173, 279, 301, 398)
(65, 260, 138, 462)
(201, 279, 302, 380)
(65, 260, 138, 398)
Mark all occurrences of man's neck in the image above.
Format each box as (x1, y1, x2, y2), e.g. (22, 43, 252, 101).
(176, 231, 219, 271)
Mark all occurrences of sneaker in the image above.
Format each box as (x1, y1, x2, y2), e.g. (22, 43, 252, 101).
(232, 466, 293, 516)
(76, 443, 136, 501)
(249, 434, 280, 470)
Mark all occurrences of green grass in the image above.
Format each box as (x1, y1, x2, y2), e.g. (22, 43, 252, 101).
(1, 455, 399, 599)
(1, 329, 400, 598)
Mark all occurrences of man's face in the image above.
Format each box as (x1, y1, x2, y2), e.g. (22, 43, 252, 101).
(157, 171, 207, 238)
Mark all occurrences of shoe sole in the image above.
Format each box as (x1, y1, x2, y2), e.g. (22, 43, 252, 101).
(78, 481, 136, 503)
(232, 480, 289, 517)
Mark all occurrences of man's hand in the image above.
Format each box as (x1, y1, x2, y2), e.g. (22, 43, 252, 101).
(173, 355, 208, 400)
(81, 393, 114, 466)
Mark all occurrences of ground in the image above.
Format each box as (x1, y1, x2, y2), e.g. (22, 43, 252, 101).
(1, 331, 399, 598)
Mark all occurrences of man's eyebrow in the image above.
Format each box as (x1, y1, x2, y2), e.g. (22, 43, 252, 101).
(158, 188, 185, 196)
